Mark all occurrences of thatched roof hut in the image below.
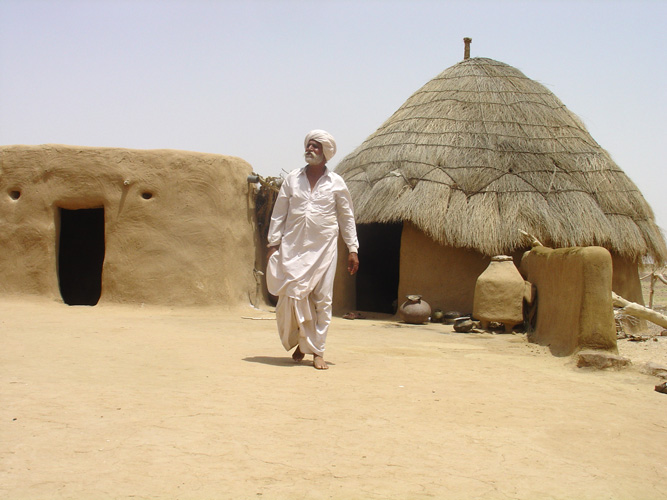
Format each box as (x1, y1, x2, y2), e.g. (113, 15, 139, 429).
(333, 54, 666, 315)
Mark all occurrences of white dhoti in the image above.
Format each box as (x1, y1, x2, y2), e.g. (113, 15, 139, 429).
(269, 248, 337, 355)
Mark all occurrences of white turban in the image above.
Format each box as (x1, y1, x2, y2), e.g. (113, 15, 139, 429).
(304, 130, 337, 162)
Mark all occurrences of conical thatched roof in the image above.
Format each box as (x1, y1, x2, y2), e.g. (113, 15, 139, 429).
(336, 57, 666, 264)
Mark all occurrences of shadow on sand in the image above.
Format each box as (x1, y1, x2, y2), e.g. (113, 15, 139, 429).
(243, 356, 301, 367)
(243, 356, 335, 368)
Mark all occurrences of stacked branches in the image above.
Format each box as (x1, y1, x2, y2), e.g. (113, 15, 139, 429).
(336, 58, 666, 263)
(253, 174, 282, 248)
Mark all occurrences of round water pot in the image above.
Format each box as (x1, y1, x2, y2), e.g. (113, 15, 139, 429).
(399, 295, 432, 324)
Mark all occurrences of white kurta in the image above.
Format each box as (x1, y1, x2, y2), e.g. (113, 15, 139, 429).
(266, 166, 358, 355)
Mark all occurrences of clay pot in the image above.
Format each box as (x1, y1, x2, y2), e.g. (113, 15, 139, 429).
(443, 311, 462, 325)
(454, 317, 474, 333)
(399, 295, 431, 324)
(430, 309, 444, 323)
(473, 255, 526, 332)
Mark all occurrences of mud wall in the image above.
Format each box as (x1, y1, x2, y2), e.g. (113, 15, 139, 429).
(611, 254, 644, 305)
(520, 246, 617, 356)
(398, 224, 487, 314)
(0, 144, 257, 306)
(397, 223, 530, 315)
(329, 224, 645, 322)
(334, 222, 527, 316)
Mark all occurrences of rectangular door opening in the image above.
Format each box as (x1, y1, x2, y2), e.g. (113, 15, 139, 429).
(58, 207, 105, 305)
(355, 222, 402, 314)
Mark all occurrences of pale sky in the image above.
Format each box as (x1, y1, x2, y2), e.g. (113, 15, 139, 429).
(1, 0, 665, 230)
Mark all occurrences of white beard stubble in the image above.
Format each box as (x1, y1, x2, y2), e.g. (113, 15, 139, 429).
(305, 151, 324, 165)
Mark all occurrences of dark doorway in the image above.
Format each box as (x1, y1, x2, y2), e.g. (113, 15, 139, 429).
(355, 222, 402, 313)
(58, 207, 105, 305)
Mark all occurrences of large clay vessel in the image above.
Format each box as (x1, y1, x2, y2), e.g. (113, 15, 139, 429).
(473, 255, 527, 332)
(399, 295, 431, 324)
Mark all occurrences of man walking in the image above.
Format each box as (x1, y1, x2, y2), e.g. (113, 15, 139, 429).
(266, 130, 359, 370)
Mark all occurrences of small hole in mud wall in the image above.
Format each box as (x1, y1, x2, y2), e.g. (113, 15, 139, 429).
(58, 207, 106, 306)
(9, 190, 21, 200)
(355, 222, 403, 314)
(141, 192, 153, 200)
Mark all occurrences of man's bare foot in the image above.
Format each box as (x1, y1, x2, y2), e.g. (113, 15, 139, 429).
(313, 354, 328, 370)
(292, 347, 305, 363)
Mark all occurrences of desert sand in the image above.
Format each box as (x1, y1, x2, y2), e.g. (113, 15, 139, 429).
(2, 296, 666, 500)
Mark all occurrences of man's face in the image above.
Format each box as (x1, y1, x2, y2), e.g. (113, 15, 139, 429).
(305, 140, 324, 165)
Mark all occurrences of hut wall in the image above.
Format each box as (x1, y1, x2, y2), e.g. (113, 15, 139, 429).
(398, 223, 491, 315)
(0, 145, 257, 306)
(610, 254, 646, 333)
(520, 246, 617, 356)
(611, 255, 644, 305)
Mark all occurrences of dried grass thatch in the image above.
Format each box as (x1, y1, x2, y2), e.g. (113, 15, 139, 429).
(336, 57, 666, 264)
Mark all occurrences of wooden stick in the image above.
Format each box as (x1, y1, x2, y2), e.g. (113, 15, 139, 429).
(518, 229, 543, 247)
(612, 292, 667, 329)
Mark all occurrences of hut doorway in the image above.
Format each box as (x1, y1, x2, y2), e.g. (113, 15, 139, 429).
(355, 222, 402, 313)
(57, 207, 105, 305)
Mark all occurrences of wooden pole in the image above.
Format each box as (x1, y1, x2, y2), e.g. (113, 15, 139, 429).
(463, 38, 472, 60)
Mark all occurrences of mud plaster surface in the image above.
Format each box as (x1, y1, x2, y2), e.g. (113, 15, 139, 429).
(2, 296, 666, 500)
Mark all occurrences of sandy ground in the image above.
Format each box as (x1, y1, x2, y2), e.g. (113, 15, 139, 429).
(2, 296, 666, 500)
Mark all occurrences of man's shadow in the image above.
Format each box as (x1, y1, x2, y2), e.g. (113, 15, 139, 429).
(243, 356, 335, 367)
(243, 356, 297, 367)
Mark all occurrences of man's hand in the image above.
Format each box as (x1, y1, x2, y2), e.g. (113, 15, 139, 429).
(348, 252, 359, 275)
(267, 245, 279, 262)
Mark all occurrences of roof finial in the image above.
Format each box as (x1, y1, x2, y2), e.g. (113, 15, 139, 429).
(463, 37, 472, 60)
